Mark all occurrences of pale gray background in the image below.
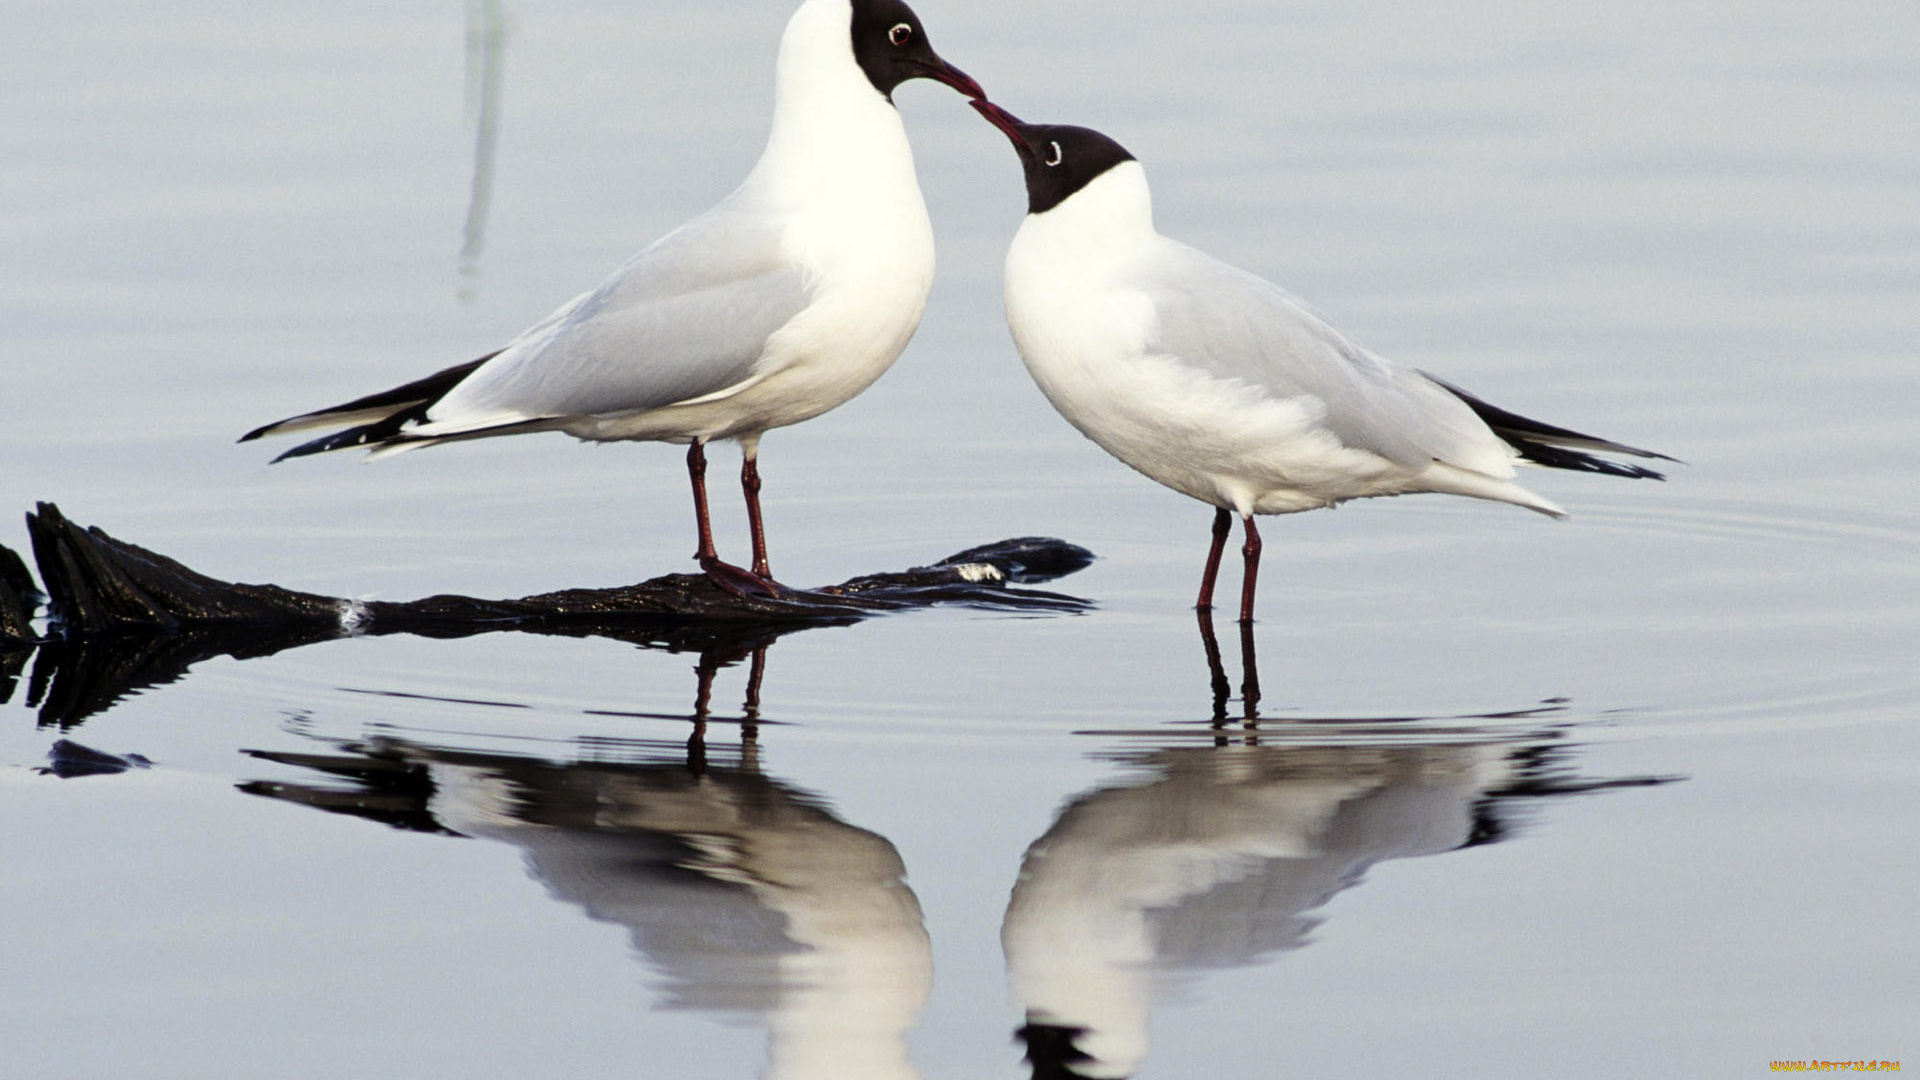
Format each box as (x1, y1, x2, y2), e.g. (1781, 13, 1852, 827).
(2, 0, 1915, 1076)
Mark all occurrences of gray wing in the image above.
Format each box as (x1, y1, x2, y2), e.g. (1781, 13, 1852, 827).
(426, 204, 813, 427)
(1130, 240, 1512, 475)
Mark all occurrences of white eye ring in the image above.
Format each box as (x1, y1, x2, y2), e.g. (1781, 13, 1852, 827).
(889, 22, 912, 45)
(1044, 141, 1064, 167)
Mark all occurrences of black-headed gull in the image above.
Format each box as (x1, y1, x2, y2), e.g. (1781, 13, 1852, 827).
(244, 0, 983, 595)
(970, 101, 1673, 623)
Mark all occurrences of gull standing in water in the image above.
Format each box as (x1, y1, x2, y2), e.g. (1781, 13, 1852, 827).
(970, 101, 1673, 623)
(243, 0, 984, 595)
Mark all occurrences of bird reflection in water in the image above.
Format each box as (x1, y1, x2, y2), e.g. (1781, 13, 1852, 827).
(1007, 620, 1676, 1079)
(237, 625, 1673, 1080)
(244, 639, 931, 1080)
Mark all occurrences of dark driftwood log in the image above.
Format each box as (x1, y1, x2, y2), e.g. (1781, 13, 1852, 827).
(0, 542, 36, 645)
(2, 502, 1093, 727)
(12, 501, 1091, 640)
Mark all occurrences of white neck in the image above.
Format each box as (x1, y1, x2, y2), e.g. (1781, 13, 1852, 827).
(1015, 162, 1159, 270)
(744, 0, 919, 214)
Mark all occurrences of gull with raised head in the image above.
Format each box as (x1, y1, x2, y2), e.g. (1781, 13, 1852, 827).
(243, 0, 983, 595)
(970, 101, 1673, 623)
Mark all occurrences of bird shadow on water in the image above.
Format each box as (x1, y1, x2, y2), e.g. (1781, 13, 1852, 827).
(190, 619, 1673, 1080)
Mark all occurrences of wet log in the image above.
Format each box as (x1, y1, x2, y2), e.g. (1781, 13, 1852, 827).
(0, 542, 36, 645)
(2, 502, 1093, 727)
(10, 501, 1091, 643)
(0, 543, 35, 707)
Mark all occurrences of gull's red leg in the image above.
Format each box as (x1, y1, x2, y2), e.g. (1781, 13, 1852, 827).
(741, 450, 771, 581)
(1237, 514, 1262, 625)
(686, 440, 775, 597)
(688, 440, 719, 563)
(1196, 507, 1233, 612)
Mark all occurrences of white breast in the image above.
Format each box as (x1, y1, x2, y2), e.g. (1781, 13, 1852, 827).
(704, 6, 940, 438)
(1004, 166, 1350, 513)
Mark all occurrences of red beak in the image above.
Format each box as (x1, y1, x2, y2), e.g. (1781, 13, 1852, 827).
(910, 55, 986, 101)
(970, 98, 1037, 161)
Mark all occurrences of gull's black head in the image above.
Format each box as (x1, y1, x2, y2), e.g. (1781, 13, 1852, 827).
(970, 100, 1137, 215)
(849, 0, 984, 102)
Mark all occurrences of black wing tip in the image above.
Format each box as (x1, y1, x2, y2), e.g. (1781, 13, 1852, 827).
(1603, 442, 1684, 465)
(269, 437, 341, 464)
(269, 442, 323, 464)
(267, 416, 552, 463)
(239, 352, 500, 452)
(1510, 437, 1668, 480)
(270, 425, 413, 463)
(1424, 371, 1679, 473)
(1601, 461, 1667, 481)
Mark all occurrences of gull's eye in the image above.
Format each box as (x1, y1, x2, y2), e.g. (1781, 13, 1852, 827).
(889, 22, 912, 46)
(1045, 141, 1064, 167)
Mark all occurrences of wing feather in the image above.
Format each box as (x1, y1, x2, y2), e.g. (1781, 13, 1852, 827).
(418, 205, 813, 434)
(1130, 241, 1516, 477)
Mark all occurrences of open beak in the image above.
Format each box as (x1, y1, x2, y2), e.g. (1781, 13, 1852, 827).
(911, 54, 986, 101)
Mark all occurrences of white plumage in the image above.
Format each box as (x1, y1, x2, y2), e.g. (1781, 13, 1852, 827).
(972, 101, 1672, 622)
(245, 0, 983, 593)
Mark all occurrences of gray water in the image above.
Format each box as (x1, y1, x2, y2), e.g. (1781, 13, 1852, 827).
(3, 1, 1916, 1076)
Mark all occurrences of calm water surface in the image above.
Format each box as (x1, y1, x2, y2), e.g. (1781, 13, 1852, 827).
(3, 1, 1916, 1077)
